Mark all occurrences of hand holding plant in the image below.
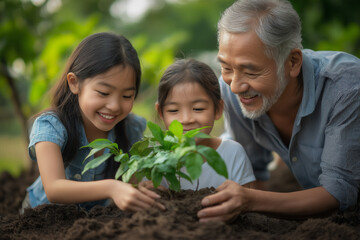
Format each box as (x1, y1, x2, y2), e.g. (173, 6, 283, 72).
(81, 120, 228, 191)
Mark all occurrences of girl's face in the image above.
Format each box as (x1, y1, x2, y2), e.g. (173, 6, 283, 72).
(157, 81, 223, 137)
(68, 65, 136, 140)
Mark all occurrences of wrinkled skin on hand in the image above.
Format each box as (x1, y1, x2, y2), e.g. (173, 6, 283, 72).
(197, 180, 251, 222)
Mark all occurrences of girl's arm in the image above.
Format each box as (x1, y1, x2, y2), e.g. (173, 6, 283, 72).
(197, 180, 338, 222)
(36, 141, 164, 211)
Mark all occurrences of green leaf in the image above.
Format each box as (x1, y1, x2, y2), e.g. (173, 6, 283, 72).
(184, 126, 210, 138)
(134, 171, 147, 183)
(151, 167, 163, 188)
(137, 155, 156, 169)
(174, 146, 196, 159)
(122, 161, 139, 183)
(184, 152, 203, 180)
(197, 145, 228, 179)
(129, 139, 149, 156)
(155, 163, 175, 174)
(192, 132, 211, 139)
(83, 148, 103, 162)
(115, 163, 128, 180)
(164, 134, 178, 143)
(82, 153, 112, 175)
(81, 138, 118, 150)
(168, 120, 183, 140)
(147, 121, 165, 145)
(114, 153, 128, 163)
(177, 171, 193, 184)
(153, 151, 171, 165)
(164, 173, 180, 191)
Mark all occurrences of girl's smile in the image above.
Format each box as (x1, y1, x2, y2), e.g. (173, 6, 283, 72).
(68, 64, 136, 140)
(98, 112, 117, 123)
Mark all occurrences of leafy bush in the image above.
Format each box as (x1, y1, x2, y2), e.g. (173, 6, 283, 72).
(81, 120, 228, 191)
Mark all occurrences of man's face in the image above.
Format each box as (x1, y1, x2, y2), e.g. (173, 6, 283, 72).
(217, 30, 288, 119)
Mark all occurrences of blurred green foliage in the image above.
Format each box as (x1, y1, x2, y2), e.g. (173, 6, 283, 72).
(0, 0, 359, 175)
(1, 0, 359, 126)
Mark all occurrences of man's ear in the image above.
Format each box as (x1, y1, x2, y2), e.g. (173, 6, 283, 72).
(215, 100, 224, 120)
(155, 102, 164, 120)
(288, 48, 302, 78)
(67, 72, 79, 94)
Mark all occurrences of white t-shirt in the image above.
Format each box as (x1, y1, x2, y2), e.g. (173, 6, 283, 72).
(161, 139, 256, 190)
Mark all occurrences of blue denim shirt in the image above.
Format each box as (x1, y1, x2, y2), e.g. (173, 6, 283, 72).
(27, 112, 146, 210)
(220, 49, 360, 211)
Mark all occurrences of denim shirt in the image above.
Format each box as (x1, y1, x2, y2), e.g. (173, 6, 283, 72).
(220, 49, 360, 211)
(27, 113, 146, 210)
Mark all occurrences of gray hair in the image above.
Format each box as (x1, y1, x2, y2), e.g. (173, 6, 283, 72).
(218, 0, 303, 71)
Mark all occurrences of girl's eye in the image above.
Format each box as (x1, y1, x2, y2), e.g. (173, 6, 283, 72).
(194, 108, 205, 112)
(167, 109, 178, 113)
(123, 95, 134, 99)
(97, 91, 109, 96)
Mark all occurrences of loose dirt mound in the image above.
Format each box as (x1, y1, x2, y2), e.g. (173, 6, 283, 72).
(1, 164, 359, 240)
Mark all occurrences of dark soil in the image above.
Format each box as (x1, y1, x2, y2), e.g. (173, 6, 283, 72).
(1, 163, 359, 240)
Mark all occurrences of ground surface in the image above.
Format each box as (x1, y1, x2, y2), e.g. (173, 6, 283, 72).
(1, 163, 359, 240)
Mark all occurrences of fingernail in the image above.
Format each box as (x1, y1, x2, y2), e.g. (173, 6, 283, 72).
(198, 212, 206, 218)
(202, 198, 209, 205)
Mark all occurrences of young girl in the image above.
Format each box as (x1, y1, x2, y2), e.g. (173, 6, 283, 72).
(21, 32, 163, 212)
(156, 58, 255, 190)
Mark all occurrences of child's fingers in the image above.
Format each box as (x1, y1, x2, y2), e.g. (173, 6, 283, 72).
(138, 185, 160, 198)
(156, 185, 167, 191)
(138, 186, 166, 210)
(138, 180, 154, 189)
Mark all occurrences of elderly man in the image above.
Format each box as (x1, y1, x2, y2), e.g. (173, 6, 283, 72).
(198, 0, 360, 222)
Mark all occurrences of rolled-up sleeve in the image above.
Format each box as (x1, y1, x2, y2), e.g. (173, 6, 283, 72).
(28, 114, 67, 161)
(320, 90, 360, 211)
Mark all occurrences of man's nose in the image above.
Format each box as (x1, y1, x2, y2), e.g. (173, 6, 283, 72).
(229, 73, 250, 94)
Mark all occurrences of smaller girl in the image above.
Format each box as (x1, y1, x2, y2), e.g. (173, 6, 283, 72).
(21, 32, 163, 212)
(156, 58, 255, 190)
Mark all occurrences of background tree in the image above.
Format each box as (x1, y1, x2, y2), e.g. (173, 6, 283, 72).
(0, 0, 359, 175)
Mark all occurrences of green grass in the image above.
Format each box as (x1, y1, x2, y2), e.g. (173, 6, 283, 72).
(0, 135, 29, 177)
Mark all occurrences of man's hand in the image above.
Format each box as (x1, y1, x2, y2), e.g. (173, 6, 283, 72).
(197, 180, 251, 222)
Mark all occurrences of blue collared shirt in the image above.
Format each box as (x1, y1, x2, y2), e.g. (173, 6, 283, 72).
(220, 49, 360, 211)
(27, 112, 146, 210)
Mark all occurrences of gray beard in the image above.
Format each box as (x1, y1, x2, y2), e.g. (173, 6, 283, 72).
(238, 71, 288, 119)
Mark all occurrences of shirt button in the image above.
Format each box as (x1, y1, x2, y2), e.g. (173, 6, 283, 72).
(291, 157, 297, 163)
(74, 174, 82, 180)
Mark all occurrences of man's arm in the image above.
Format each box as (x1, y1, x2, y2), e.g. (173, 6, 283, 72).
(197, 180, 338, 222)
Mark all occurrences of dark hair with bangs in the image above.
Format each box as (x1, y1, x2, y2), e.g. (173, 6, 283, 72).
(157, 58, 221, 114)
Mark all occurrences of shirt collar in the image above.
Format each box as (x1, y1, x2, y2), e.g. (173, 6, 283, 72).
(295, 51, 316, 125)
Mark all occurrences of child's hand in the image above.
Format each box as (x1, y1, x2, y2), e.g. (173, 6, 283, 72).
(138, 180, 167, 191)
(111, 180, 165, 211)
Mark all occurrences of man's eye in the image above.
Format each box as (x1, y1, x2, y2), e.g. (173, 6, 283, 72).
(245, 73, 259, 78)
(97, 91, 109, 96)
(222, 67, 232, 73)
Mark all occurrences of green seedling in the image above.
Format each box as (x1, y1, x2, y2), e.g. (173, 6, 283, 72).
(81, 120, 228, 191)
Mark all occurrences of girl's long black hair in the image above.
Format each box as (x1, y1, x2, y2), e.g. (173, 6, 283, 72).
(45, 32, 141, 179)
